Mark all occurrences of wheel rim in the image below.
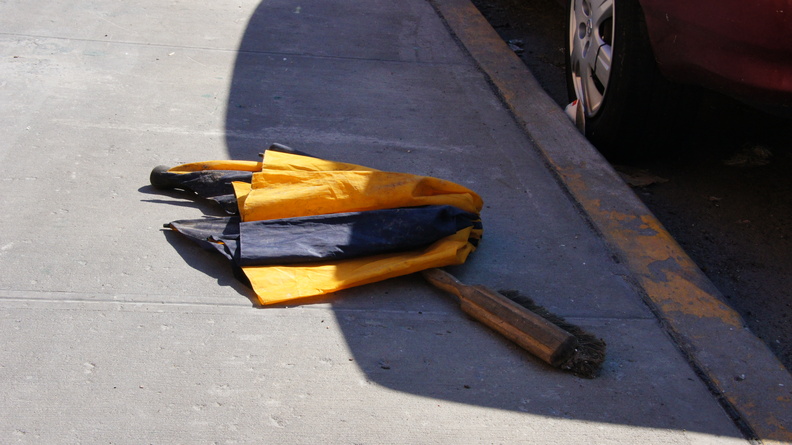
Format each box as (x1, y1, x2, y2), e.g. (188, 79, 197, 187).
(568, 0, 614, 120)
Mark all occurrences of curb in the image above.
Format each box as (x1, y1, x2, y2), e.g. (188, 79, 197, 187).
(431, 0, 792, 442)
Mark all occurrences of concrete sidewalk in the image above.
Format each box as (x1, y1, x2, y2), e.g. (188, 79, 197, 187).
(0, 0, 788, 443)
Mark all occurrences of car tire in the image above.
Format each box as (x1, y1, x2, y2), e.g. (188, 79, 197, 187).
(565, 0, 696, 159)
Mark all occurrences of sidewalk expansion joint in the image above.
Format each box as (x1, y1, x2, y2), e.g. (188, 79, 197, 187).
(0, 31, 468, 67)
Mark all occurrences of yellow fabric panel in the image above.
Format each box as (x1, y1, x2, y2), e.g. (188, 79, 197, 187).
(261, 149, 377, 173)
(242, 170, 482, 221)
(233, 150, 481, 221)
(232, 181, 252, 211)
(168, 160, 262, 173)
(243, 227, 476, 305)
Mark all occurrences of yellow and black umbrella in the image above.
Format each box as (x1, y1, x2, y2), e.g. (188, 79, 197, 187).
(151, 146, 483, 306)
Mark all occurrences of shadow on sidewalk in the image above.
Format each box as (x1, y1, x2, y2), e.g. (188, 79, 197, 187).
(161, 0, 751, 439)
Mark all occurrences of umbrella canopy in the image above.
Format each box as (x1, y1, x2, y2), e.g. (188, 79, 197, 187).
(152, 147, 483, 305)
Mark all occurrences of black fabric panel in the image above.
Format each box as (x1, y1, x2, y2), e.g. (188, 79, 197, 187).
(170, 170, 253, 196)
(160, 170, 248, 198)
(209, 193, 243, 215)
(159, 170, 253, 213)
(169, 217, 240, 262)
(237, 205, 477, 265)
(168, 205, 478, 266)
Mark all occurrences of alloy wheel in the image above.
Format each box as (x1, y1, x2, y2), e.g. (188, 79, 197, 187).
(568, 0, 614, 123)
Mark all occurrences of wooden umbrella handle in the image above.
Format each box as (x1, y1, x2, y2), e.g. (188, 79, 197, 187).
(421, 268, 578, 368)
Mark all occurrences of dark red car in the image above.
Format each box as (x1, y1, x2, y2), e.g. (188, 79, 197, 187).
(565, 0, 792, 157)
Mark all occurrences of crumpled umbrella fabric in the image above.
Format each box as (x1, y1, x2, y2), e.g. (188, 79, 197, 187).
(159, 149, 483, 305)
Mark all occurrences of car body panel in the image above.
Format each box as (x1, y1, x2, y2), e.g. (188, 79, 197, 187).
(639, 0, 792, 106)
